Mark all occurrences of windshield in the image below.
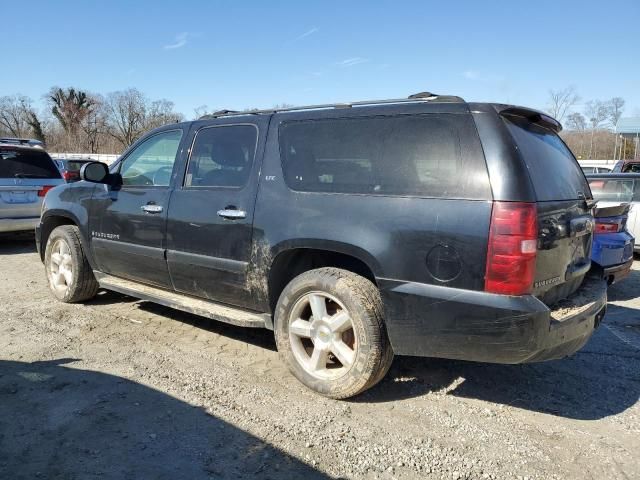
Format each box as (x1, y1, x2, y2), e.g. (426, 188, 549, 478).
(0, 149, 61, 179)
(503, 115, 590, 201)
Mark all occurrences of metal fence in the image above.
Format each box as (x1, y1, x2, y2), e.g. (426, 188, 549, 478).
(50, 153, 120, 165)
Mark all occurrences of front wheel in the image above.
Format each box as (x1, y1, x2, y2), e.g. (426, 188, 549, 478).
(275, 268, 393, 399)
(45, 225, 99, 303)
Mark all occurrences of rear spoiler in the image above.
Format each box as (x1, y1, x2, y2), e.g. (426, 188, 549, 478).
(594, 203, 630, 218)
(493, 105, 563, 133)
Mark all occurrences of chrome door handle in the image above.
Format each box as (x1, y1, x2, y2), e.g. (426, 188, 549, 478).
(141, 204, 163, 214)
(217, 209, 246, 220)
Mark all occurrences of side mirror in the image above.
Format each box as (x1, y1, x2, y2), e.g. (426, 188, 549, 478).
(80, 162, 109, 184)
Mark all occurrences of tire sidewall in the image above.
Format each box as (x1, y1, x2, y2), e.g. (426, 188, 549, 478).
(275, 270, 380, 398)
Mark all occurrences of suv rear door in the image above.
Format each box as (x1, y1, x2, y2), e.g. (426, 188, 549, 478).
(165, 116, 269, 309)
(89, 128, 186, 288)
(501, 113, 595, 305)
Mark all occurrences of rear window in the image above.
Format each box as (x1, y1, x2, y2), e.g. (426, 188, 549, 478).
(588, 178, 635, 203)
(279, 114, 490, 199)
(0, 149, 61, 179)
(503, 115, 589, 201)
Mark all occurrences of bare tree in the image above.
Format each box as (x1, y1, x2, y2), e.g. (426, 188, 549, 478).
(104, 89, 148, 148)
(81, 95, 107, 153)
(0, 95, 32, 137)
(607, 97, 625, 127)
(145, 99, 183, 130)
(584, 100, 610, 159)
(546, 86, 580, 122)
(565, 112, 587, 131)
(193, 104, 209, 119)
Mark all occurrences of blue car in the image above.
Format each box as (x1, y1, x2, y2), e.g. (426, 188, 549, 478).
(591, 203, 634, 284)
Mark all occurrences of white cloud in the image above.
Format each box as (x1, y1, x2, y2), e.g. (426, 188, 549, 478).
(294, 27, 319, 41)
(336, 57, 369, 67)
(164, 32, 189, 50)
(463, 70, 504, 83)
(463, 70, 480, 80)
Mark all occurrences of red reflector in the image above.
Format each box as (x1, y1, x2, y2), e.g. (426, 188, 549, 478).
(594, 221, 621, 234)
(485, 202, 537, 296)
(38, 185, 55, 197)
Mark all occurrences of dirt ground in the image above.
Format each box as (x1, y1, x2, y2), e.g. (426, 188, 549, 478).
(1, 234, 639, 480)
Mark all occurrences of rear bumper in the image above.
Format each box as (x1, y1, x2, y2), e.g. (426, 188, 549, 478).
(0, 217, 39, 233)
(601, 258, 633, 284)
(379, 275, 607, 364)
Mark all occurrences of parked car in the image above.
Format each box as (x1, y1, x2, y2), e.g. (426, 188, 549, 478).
(0, 144, 63, 233)
(53, 158, 102, 182)
(581, 166, 612, 174)
(36, 94, 607, 398)
(611, 160, 640, 173)
(590, 203, 634, 284)
(587, 173, 640, 252)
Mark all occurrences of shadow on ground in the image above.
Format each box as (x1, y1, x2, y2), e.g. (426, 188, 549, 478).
(87, 291, 278, 352)
(0, 233, 37, 255)
(607, 269, 640, 301)
(357, 314, 640, 420)
(0, 358, 330, 480)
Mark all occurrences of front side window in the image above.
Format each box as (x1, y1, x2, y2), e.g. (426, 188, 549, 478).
(185, 125, 257, 188)
(278, 114, 489, 198)
(120, 130, 183, 187)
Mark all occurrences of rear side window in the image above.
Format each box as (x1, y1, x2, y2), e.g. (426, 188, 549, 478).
(279, 114, 490, 199)
(185, 125, 257, 188)
(503, 116, 590, 201)
(588, 178, 635, 203)
(0, 149, 61, 178)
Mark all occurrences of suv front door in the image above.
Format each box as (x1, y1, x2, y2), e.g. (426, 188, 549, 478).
(90, 128, 185, 288)
(166, 118, 268, 308)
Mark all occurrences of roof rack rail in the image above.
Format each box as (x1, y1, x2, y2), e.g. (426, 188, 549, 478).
(199, 92, 465, 119)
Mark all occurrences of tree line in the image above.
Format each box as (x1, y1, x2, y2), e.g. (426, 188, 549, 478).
(547, 86, 633, 160)
(0, 85, 635, 160)
(0, 87, 183, 154)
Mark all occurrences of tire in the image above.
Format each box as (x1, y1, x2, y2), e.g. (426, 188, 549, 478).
(44, 225, 99, 303)
(275, 267, 393, 399)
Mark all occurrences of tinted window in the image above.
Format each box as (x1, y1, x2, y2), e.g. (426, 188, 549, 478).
(588, 178, 635, 203)
(120, 130, 183, 187)
(185, 125, 257, 188)
(503, 116, 590, 201)
(0, 149, 61, 178)
(279, 114, 490, 198)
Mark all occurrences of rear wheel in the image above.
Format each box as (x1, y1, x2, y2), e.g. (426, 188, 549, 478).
(275, 268, 393, 399)
(45, 225, 99, 303)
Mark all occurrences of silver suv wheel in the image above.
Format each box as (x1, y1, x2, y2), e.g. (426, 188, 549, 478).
(48, 238, 74, 293)
(288, 291, 357, 380)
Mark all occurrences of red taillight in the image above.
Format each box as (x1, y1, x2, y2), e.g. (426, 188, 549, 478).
(594, 221, 622, 234)
(485, 202, 538, 296)
(38, 185, 55, 197)
(62, 171, 79, 181)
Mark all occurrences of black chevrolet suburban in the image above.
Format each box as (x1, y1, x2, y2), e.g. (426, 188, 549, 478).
(36, 93, 607, 399)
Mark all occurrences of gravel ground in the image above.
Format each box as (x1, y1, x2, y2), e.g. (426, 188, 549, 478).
(1, 234, 639, 480)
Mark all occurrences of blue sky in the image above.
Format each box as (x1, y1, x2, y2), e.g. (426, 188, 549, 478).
(3, 0, 639, 119)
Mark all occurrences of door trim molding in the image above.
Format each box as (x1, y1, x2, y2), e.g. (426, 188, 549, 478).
(92, 237, 165, 260)
(166, 249, 248, 274)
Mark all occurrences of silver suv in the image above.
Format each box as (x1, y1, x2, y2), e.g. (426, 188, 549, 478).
(0, 144, 63, 233)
